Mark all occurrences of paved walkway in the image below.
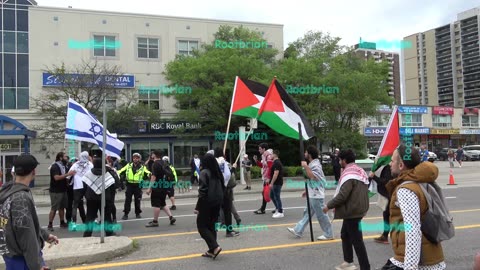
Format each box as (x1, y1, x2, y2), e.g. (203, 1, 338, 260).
(31, 176, 337, 208)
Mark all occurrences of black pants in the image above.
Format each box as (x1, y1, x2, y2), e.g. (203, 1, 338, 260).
(334, 167, 341, 183)
(341, 218, 370, 270)
(66, 185, 74, 223)
(124, 183, 142, 215)
(259, 182, 269, 211)
(381, 260, 403, 270)
(223, 190, 233, 233)
(72, 188, 86, 223)
(83, 199, 114, 237)
(190, 172, 198, 185)
(197, 202, 221, 253)
(111, 192, 117, 221)
(382, 199, 391, 238)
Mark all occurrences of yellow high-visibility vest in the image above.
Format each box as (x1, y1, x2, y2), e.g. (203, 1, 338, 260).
(117, 163, 151, 184)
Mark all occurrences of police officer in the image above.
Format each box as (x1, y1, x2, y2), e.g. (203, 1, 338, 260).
(118, 153, 151, 220)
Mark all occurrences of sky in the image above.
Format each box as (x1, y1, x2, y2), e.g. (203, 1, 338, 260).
(36, 0, 480, 50)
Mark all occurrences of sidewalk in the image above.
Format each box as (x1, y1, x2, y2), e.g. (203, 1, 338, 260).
(31, 176, 338, 207)
(0, 236, 133, 269)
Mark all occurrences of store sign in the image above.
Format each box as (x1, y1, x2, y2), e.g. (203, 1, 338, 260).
(376, 105, 392, 113)
(399, 127, 430, 135)
(398, 106, 428, 114)
(460, 129, 480, 135)
(428, 135, 449, 139)
(433, 106, 454, 115)
(430, 129, 459, 135)
(42, 73, 135, 88)
(148, 122, 202, 134)
(364, 127, 386, 136)
(0, 144, 11, 150)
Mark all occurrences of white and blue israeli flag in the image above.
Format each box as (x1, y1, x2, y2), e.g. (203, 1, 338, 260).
(66, 98, 125, 158)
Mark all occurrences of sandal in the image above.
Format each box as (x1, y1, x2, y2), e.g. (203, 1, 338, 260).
(212, 247, 222, 260)
(201, 252, 214, 258)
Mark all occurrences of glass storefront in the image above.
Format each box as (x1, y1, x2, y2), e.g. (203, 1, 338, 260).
(173, 141, 209, 168)
(130, 142, 169, 163)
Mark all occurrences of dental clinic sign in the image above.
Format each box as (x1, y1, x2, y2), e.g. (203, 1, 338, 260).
(42, 73, 135, 88)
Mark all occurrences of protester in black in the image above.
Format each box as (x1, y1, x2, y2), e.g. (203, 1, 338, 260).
(332, 148, 341, 184)
(48, 152, 75, 231)
(369, 165, 393, 244)
(195, 153, 224, 259)
(145, 150, 176, 227)
(270, 150, 284, 218)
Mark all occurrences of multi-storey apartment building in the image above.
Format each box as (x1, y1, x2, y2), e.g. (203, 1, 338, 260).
(0, 0, 283, 184)
(403, 6, 480, 108)
(353, 43, 401, 104)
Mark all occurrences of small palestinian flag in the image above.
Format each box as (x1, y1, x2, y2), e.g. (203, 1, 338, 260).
(229, 76, 269, 119)
(257, 78, 315, 140)
(371, 106, 400, 172)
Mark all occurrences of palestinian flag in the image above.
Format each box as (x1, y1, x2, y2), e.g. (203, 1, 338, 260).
(371, 105, 400, 172)
(256, 78, 315, 140)
(229, 76, 269, 119)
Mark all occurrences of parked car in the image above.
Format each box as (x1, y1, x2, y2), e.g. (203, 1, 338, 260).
(428, 151, 437, 162)
(463, 145, 480, 161)
(321, 152, 332, 164)
(356, 158, 374, 174)
(368, 154, 376, 160)
(438, 148, 458, 161)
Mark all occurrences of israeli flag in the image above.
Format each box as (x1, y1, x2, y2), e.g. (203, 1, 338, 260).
(66, 98, 124, 158)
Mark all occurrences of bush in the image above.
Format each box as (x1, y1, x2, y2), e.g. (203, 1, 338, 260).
(250, 166, 261, 179)
(322, 164, 333, 176)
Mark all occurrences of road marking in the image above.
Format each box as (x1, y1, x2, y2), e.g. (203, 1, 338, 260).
(445, 196, 456, 199)
(58, 223, 480, 270)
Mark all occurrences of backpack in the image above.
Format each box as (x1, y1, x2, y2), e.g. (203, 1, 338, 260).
(400, 181, 455, 244)
(162, 162, 175, 182)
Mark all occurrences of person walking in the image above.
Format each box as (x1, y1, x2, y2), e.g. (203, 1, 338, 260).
(332, 148, 341, 185)
(218, 162, 242, 228)
(190, 154, 201, 189)
(456, 146, 464, 168)
(241, 154, 252, 190)
(162, 156, 178, 210)
(381, 145, 446, 270)
(82, 157, 119, 237)
(194, 153, 224, 259)
(118, 153, 151, 220)
(447, 149, 455, 168)
(369, 165, 393, 244)
(0, 154, 59, 270)
(67, 151, 92, 229)
(323, 149, 371, 270)
(48, 152, 75, 231)
(253, 143, 273, 214)
(145, 150, 176, 227)
(270, 150, 285, 219)
(420, 144, 429, 162)
(287, 145, 333, 240)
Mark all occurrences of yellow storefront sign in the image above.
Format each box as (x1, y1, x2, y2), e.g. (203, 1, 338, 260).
(430, 129, 460, 135)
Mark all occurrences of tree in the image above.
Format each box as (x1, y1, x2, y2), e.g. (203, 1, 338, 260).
(32, 60, 133, 144)
(107, 102, 163, 135)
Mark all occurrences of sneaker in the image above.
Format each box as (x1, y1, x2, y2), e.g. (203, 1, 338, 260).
(169, 216, 176, 225)
(47, 225, 54, 232)
(244, 187, 249, 190)
(273, 212, 284, 218)
(226, 231, 240, 237)
(287, 227, 301, 238)
(236, 219, 242, 226)
(136, 214, 142, 219)
(170, 205, 176, 210)
(335, 262, 357, 270)
(374, 235, 389, 244)
(145, 221, 159, 227)
(122, 215, 128, 220)
(253, 209, 265, 214)
(317, 235, 334, 241)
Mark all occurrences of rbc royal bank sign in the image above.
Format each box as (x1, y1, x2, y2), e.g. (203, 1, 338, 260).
(364, 127, 386, 136)
(42, 73, 135, 88)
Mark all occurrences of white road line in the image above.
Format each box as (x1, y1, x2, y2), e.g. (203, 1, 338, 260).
(445, 196, 457, 199)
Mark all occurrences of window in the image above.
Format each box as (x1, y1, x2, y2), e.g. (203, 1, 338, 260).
(401, 114, 422, 127)
(4, 9, 15, 31)
(93, 35, 117, 57)
(432, 115, 452, 127)
(17, 32, 28, 53)
(366, 115, 390, 127)
(17, 88, 29, 109)
(137, 38, 159, 59)
(462, 115, 479, 127)
(16, 10, 28, 31)
(138, 89, 160, 110)
(4, 31, 15, 53)
(17, 54, 28, 87)
(4, 88, 16, 109)
(178, 40, 198, 56)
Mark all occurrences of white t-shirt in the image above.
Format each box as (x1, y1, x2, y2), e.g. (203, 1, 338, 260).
(307, 159, 326, 199)
(69, 161, 94, 190)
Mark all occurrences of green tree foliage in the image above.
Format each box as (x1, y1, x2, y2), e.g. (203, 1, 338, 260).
(107, 102, 163, 135)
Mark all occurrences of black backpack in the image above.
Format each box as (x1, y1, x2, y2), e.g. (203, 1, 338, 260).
(156, 160, 174, 182)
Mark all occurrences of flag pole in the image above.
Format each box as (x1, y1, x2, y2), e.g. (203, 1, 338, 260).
(299, 122, 314, 242)
(100, 96, 106, 243)
(233, 128, 254, 165)
(223, 76, 239, 154)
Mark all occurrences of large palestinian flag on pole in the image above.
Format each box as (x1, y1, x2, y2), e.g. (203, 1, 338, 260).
(371, 105, 400, 172)
(257, 78, 315, 140)
(230, 76, 269, 119)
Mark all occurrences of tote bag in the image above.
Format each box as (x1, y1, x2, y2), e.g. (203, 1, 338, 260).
(263, 184, 271, 202)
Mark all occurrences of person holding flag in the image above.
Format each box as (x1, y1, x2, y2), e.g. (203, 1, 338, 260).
(253, 143, 273, 215)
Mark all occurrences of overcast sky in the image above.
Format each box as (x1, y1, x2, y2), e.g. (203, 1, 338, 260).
(36, 0, 479, 50)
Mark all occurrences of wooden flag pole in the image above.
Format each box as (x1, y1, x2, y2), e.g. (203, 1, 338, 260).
(299, 122, 314, 242)
(223, 76, 239, 154)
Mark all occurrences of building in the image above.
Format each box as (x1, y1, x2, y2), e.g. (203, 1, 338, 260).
(363, 105, 480, 153)
(403, 6, 480, 108)
(353, 42, 401, 104)
(0, 0, 284, 184)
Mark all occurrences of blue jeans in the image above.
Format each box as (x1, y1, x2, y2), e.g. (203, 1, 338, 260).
(293, 197, 333, 238)
(270, 185, 283, 213)
(3, 251, 45, 270)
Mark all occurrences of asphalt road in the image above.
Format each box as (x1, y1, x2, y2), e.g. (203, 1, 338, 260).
(34, 161, 480, 270)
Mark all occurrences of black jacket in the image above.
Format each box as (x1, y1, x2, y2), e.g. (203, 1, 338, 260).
(372, 165, 392, 198)
(84, 168, 120, 201)
(195, 169, 225, 210)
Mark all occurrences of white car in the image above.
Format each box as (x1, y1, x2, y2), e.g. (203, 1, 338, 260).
(428, 152, 437, 160)
(368, 154, 376, 160)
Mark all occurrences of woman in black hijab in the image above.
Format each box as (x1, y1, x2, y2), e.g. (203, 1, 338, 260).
(194, 153, 225, 259)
